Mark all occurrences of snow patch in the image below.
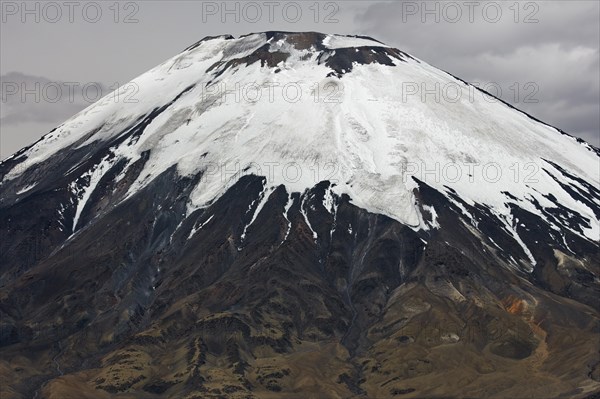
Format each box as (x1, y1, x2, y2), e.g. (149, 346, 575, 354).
(188, 214, 214, 239)
(240, 186, 273, 244)
(322, 35, 389, 49)
(70, 155, 114, 233)
(16, 183, 37, 195)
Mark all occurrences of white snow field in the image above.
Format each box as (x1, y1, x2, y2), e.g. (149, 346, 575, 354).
(3, 33, 599, 250)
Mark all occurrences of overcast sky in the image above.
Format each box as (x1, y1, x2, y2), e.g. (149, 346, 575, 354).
(1, 0, 599, 159)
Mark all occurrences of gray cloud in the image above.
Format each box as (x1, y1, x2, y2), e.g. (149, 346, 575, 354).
(1, 72, 106, 123)
(1, 72, 111, 158)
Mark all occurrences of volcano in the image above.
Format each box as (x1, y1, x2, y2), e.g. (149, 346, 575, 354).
(0, 32, 599, 399)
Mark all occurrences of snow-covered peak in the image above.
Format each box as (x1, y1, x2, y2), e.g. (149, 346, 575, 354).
(2, 31, 599, 246)
(321, 34, 389, 49)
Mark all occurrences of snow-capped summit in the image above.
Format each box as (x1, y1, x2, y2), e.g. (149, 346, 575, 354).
(2, 32, 598, 254)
